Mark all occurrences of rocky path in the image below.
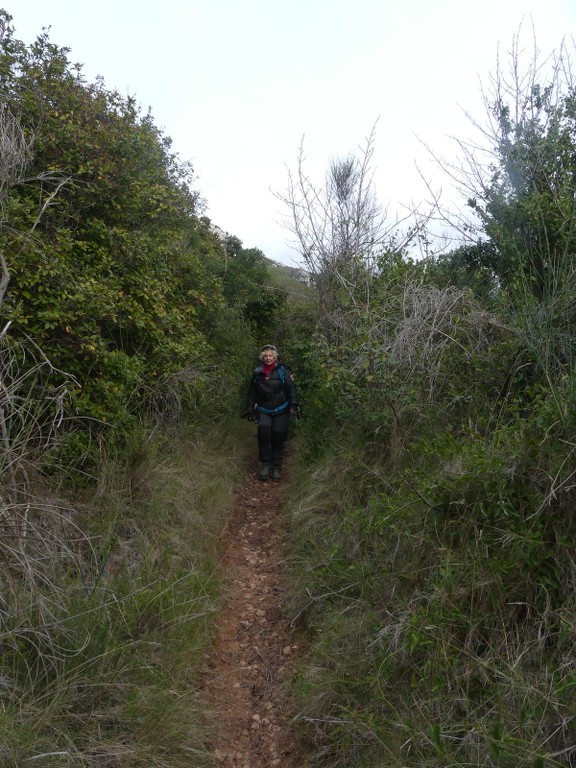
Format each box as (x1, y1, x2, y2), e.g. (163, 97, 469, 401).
(204, 468, 303, 768)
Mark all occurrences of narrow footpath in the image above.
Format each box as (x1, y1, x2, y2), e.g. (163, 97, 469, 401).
(204, 467, 303, 768)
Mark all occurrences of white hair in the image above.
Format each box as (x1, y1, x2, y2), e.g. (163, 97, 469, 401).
(259, 345, 278, 362)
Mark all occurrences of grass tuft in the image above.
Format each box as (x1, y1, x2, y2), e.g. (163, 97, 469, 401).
(0, 419, 254, 766)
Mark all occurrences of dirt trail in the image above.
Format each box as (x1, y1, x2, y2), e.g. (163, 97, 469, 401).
(204, 468, 303, 768)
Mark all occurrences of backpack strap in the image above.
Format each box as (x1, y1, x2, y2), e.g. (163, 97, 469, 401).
(253, 364, 285, 384)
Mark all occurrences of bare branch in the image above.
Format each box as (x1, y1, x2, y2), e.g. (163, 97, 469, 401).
(30, 172, 73, 232)
(0, 105, 33, 204)
(275, 122, 417, 331)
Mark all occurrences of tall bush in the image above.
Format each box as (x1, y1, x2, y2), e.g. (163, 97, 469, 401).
(0, 11, 228, 448)
(283, 34, 576, 767)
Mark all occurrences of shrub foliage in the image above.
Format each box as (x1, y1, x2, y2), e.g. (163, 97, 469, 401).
(284, 33, 576, 768)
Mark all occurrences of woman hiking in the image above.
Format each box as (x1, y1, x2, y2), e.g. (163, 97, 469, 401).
(245, 344, 299, 481)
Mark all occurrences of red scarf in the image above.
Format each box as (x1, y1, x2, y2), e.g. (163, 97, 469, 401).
(262, 362, 276, 379)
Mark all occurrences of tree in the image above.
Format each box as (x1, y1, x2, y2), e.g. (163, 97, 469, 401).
(277, 125, 389, 326)
(443, 32, 576, 291)
(423, 240, 500, 300)
(0, 13, 226, 438)
(0, 103, 32, 322)
(220, 244, 285, 338)
(437, 30, 576, 385)
(0, 103, 79, 594)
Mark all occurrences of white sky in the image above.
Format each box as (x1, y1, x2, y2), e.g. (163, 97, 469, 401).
(8, 0, 576, 266)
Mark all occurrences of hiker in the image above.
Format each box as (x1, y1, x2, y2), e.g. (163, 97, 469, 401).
(244, 344, 299, 482)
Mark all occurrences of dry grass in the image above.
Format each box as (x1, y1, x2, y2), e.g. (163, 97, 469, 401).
(285, 420, 576, 767)
(0, 411, 254, 766)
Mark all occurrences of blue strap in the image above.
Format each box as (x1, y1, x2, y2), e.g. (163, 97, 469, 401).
(253, 364, 285, 383)
(256, 401, 289, 415)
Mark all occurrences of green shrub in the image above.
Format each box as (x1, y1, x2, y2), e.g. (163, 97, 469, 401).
(286, 400, 576, 767)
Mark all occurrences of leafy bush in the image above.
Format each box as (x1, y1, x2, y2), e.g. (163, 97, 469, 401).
(0, 13, 228, 452)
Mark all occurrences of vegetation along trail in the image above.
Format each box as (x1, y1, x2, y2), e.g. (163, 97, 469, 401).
(204, 466, 303, 768)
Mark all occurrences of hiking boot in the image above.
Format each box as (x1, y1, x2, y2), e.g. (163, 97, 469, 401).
(271, 464, 281, 482)
(259, 463, 271, 481)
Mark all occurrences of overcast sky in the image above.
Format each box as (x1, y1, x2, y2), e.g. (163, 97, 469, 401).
(8, 0, 576, 265)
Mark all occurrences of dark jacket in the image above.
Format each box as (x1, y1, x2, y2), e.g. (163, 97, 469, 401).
(248, 363, 298, 414)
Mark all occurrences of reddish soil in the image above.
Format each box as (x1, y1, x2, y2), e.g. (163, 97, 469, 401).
(204, 467, 303, 768)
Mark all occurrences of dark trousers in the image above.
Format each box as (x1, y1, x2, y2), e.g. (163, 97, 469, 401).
(256, 411, 290, 465)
